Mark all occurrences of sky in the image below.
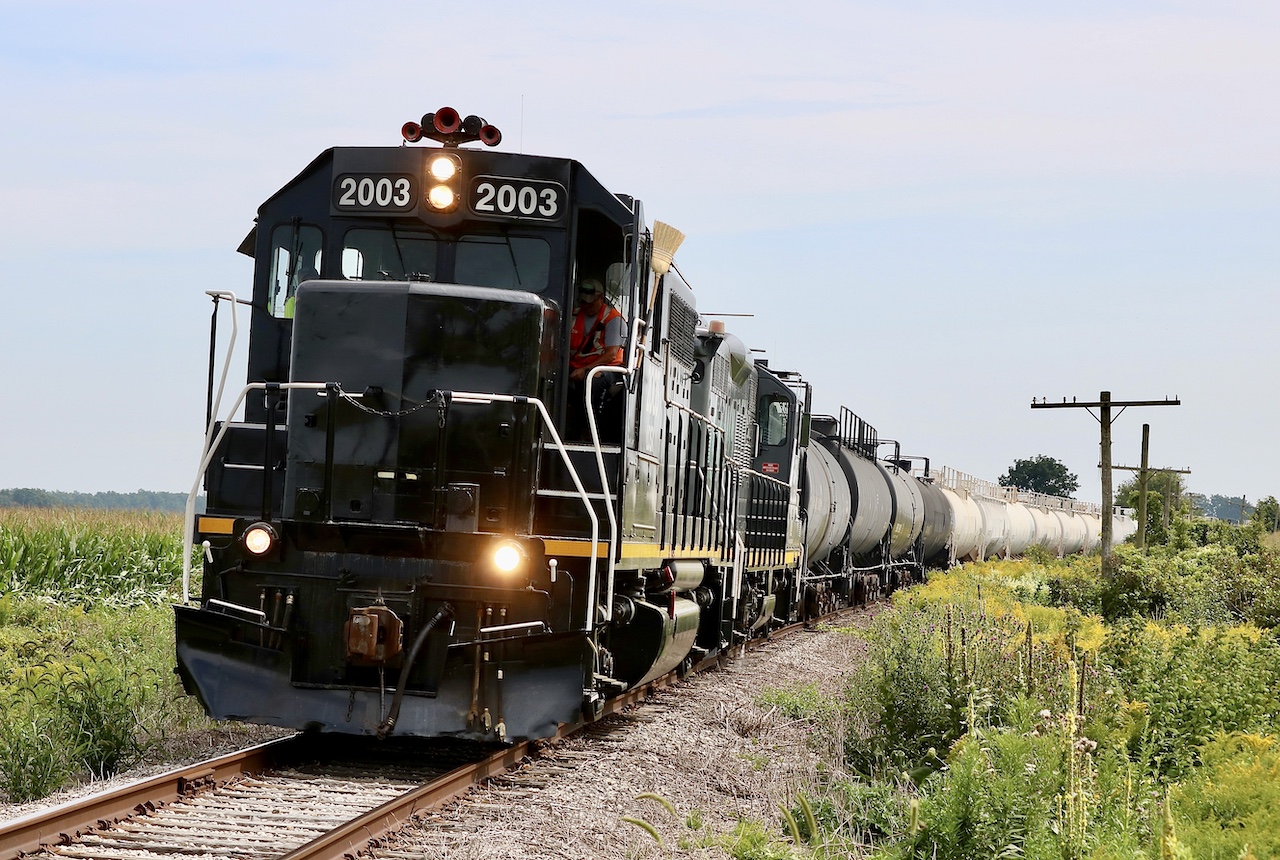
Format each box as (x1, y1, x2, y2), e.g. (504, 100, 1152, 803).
(1, 0, 1276, 505)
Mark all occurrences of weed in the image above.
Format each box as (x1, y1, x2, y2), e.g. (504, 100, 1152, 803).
(716, 820, 795, 860)
(0, 707, 69, 802)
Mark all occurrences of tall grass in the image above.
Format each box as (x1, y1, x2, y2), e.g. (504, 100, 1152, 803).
(821, 540, 1280, 859)
(0, 508, 186, 606)
(0, 508, 211, 802)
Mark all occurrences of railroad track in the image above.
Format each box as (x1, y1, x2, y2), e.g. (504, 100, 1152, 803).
(0, 613, 855, 860)
(0, 677, 687, 859)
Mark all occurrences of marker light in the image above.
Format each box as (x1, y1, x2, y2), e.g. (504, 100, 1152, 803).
(243, 522, 277, 556)
(428, 155, 458, 181)
(427, 185, 456, 210)
(492, 540, 525, 575)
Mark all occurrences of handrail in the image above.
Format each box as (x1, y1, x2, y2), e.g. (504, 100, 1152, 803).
(183, 291, 243, 604)
(452, 391, 601, 630)
(185, 385, 603, 632)
(584, 365, 629, 623)
(183, 381, 327, 602)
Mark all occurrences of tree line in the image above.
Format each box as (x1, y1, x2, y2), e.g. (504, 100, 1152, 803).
(0, 488, 188, 513)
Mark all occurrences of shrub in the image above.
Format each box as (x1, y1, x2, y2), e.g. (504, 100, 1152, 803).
(1100, 621, 1280, 781)
(1166, 733, 1280, 858)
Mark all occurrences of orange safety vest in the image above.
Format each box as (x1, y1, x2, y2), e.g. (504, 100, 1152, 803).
(569, 305, 624, 370)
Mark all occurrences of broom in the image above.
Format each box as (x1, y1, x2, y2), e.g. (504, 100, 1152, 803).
(635, 221, 685, 364)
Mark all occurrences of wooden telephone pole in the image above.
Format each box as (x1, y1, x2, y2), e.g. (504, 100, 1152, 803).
(1109, 422, 1191, 548)
(1031, 392, 1180, 574)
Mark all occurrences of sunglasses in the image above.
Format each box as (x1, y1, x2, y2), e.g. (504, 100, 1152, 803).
(578, 288, 600, 297)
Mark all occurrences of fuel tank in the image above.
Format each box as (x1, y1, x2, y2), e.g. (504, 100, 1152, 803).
(1081, 513, 1102, 552)
(1006, 503, 1037, 557)
(1054, 510, 1087, 555)
(975, 497, 1010, 559)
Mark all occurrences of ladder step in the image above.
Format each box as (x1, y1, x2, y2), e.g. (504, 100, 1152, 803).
(547, 442, 624, 454)
(536, 489, 616, 501)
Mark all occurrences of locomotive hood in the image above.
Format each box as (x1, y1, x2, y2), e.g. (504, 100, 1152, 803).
(281, 279, 553, 525)
(288, 279, 551, 400)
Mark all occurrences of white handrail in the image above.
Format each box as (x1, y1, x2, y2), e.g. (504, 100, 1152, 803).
(185, 385, 604, 634)
(584, 365, 630, 623)
(182, 292, 242, 604)
(183, 381, 327, 603)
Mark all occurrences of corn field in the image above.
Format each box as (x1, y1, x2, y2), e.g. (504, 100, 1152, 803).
(0, 508, 187, 606)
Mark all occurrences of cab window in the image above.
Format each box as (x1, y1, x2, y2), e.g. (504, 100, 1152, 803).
(342, 228, 438, 281)
(456, 235, 550, 292)
(758, 394, 790, 447)
(268, 223, 323, 318)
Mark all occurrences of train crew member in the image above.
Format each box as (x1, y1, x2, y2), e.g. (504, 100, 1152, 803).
(567, 277, 625, 439)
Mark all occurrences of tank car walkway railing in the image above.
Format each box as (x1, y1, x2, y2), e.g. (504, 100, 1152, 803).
(932, 465, 1103, 515)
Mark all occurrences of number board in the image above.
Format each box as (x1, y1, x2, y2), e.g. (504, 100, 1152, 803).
(333, 174, 416, 213)
(469, 176, 565, 221)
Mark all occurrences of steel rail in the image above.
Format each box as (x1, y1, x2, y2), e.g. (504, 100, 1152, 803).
(281, 670, 682, 860)
(0, 735, 301, 860)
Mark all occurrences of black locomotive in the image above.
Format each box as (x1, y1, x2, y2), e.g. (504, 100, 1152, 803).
(176, 108, 1121, 742)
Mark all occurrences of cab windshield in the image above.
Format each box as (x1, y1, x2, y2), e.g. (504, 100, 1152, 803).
(341, 227, 551, 293)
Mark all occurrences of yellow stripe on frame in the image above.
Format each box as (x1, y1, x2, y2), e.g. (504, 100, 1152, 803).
(541, 539, 729, 562)
(197, 516, 236, 535)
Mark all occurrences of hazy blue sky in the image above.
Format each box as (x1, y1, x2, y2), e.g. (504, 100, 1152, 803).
(1, 1, 1276, 504)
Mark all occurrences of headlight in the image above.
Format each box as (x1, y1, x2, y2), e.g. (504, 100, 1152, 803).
(427, 185, 456, 210)
(491, 540, 525, 575)
(242, 522, 278, 556)
(428, 155, 458, 181)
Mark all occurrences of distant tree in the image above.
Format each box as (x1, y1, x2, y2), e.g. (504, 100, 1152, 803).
(1186, 492, 1255, 523)
(1252, 496, 1280, 532)
(1116, 472, 1187, 545)
(9, 488, 55, 508)
(998, 455, 1079, 497)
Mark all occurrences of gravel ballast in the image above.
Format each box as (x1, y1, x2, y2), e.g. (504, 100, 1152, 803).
(372, 610, 879, 860)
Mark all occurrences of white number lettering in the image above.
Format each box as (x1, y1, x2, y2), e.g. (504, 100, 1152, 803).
(375, 178, 392, 206)
(357, 178, 374, 206)
(538, 188, 558, 216)
(497, 184, 516, 213)
(393, 177, 410, 207)
(517, 186, 537, 214)
(475, 181, 497, 212)
(339, 177, 357, 206)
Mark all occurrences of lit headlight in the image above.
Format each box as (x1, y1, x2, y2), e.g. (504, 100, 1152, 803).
(242, 522, 277, 556)
(428, 155, 458, 181)
(492, 540, 525, 575)
(427, 185, 456, 210)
